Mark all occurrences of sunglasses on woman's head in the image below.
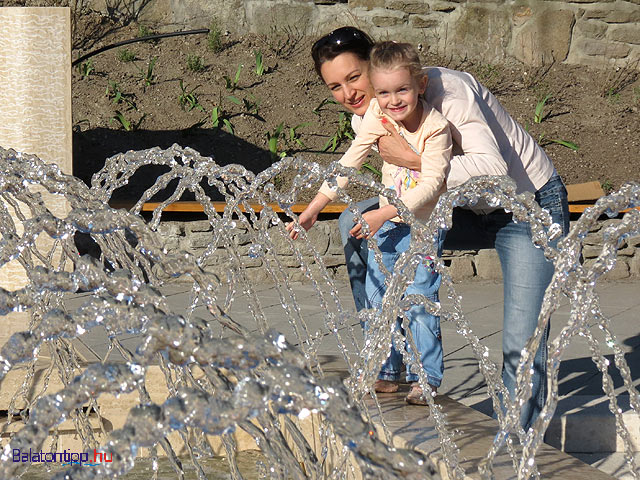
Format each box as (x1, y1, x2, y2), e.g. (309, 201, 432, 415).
(311, 27, 369, 55)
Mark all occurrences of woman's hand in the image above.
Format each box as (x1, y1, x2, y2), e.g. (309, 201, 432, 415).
(349, 205, 397, 239)
(378, 119, 422, 171)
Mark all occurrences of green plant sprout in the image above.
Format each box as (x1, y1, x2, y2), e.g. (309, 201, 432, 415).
(186, 54, 205, 73)
(211, 106, 234, 134)
(605, 89, 621, 104)
(538, 133, 579, 151)
(226, 95, 242, 106)
(110, 110, 145, 131)
(267, 123, 287, 159)
(361, 162, 382, 178)
(242, 95, 261, 116)
(78, 60, 94, 79)
(254, 50, 265, 76)
(534, 93, 551, 123)
(322, 112, 354, 152)
(207, 19, 223, 52)
(178, 80, 205, 112)
(137, 24, 154, 38)
(321, 111, 381, 178)
(266, 122, 311, 159)
(312, 97, 338, 116)
(117, 48, 136, 63)
(288, 122, 310, 149)
(210, 106, 222, 127)
(601, 179, 614, 194)
(227, 94, 261, 116)
(105, 81, 137, 110)
(223, 64, 243, 92)
(137, 57, 158, 88)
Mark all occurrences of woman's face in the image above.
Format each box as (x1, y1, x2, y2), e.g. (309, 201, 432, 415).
(319, 52, 374, 117)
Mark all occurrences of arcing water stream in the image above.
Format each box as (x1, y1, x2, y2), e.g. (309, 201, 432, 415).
(0, 145, 638, 479)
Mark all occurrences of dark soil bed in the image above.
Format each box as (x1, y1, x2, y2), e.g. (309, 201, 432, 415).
(71, 22, 640, 204)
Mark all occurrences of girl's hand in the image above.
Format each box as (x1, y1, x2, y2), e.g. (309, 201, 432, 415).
(286, 192, 331, 240)
(349, 207, 395, 239)
(378, 119, 422, 171)
(286, 209, 318, 240)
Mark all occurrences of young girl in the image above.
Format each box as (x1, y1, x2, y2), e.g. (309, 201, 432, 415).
(289, 41, 452, 404)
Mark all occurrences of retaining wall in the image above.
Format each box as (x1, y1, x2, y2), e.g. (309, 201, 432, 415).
(121, 0, 640, 68)
(154, 217, 640, 283)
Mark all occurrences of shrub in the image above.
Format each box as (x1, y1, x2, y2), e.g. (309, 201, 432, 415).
(117, 48, 136, 63)
(208, 19, 223, 53)
(186, 54, 205, 73)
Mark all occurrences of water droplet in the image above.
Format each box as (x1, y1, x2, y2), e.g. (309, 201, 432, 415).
(248, 244, 264, 258)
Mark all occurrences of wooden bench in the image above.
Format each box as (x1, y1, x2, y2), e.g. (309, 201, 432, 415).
(565, 180, 605, 213)
(107, 200, 347, 214)
(108, 181, 635, 215)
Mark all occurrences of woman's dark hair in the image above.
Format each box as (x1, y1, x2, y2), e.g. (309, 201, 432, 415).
(311, 27, 374, 78)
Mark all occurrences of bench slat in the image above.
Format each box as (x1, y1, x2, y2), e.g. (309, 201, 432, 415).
(109, 182, 632, 215)
(108, 200, 348, 214)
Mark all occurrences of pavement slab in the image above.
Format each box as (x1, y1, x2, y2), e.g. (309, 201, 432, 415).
(66, 277, 639, 478)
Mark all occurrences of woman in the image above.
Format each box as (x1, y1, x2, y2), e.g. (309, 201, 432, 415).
(296, 26, 569, 431)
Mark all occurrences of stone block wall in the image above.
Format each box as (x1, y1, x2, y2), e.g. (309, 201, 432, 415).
(124, 0, 640, 68)
(153, 217, 640, 284)
(155, 218, 349, 283)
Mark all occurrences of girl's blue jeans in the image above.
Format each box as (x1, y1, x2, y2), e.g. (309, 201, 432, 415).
(364, 221, 445, 387)
(339, 174, 569, 430)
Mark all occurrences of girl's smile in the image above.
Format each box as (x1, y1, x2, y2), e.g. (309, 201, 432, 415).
(370, 67, 427, 132)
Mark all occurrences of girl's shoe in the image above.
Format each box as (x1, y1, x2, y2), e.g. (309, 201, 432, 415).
(374, 379, 399, 393)
(405, 382, 436, 405)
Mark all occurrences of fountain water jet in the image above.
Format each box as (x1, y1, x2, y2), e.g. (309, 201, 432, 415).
(0, 145, 638, 479)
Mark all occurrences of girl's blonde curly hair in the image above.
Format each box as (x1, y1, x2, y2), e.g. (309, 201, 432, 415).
(369, 41, 424, 82)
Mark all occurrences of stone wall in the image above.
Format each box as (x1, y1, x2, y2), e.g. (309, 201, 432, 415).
(154, 217, 640, 284)
(124, 0, 640, 68)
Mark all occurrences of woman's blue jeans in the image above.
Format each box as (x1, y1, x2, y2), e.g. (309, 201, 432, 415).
(365, 221, 445, 387)
(338, 174, 569, 430)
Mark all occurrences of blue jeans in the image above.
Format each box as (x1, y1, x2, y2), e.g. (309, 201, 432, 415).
(338, 174, 569, 430)
(365, 221, 445, 387)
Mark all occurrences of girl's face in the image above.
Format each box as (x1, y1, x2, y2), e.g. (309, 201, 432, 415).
(319, 52, 375, 117)
(370, 67, 427, 131)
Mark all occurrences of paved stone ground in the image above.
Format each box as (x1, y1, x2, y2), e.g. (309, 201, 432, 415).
(71, 278, 640, 478)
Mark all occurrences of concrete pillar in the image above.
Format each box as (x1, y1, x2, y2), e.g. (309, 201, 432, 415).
(0, 7, 72, 291)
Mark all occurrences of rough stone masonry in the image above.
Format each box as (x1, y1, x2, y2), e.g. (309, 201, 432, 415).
(117, 0, 640, 69)
(155, 217, 640, 283)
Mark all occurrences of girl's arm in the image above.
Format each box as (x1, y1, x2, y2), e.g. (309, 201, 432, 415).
(288, 106, 386, 239)
(286, 191, 332, 240)
(317, 106, 388, 201)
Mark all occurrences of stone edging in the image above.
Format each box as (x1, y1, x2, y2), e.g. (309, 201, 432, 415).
(154, 217, 640, 282)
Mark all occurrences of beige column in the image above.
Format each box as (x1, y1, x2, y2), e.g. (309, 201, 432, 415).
(0, 7, 72, 290)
